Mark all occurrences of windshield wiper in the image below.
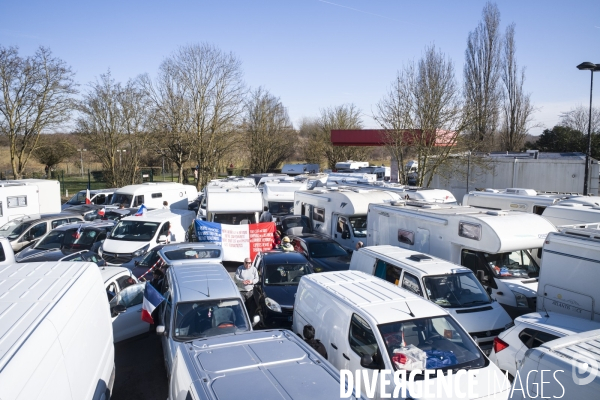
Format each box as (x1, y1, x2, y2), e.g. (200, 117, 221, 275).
(461, 300, 490, 306)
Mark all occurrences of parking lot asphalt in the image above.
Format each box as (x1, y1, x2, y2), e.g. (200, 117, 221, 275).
(111, 261, 251, 400)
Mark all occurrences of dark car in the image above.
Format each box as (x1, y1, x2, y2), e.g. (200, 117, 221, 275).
(276, 215, 312, 236)
(130, 244, 168, 279)
(15, 221, 115, 261)
(290, 234, 351, 273)
(251, 250, 313, 328)
(16, 249, 106, 265)
(61, 204, 106, 221)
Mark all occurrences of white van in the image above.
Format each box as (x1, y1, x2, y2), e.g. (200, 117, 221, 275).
(537, 227, 600, 321)
(198, 186, 263, 224)
(511, 328, 600, 399)
(156, 263, 259, 374)
(110, 182, 198, 210)
(0, 261, 115, 400)
(262, 179, 307, 216)
(168, 329, 364, 400)
(294, 187, 402, 251)
(281, 163, 319, 175)
(293, 271, 510, 399)
(367, 201, 557, 318)
(99, 208, 195, 266)
(350, 245, 512, 354)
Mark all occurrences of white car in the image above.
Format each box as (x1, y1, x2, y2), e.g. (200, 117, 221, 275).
(100, 266, 150, 342)
(489, 311, 600, 378)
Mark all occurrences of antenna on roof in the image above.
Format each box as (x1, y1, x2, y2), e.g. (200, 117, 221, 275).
(542, 303, 549, 318)
(206, 273, 210, 298)
(405, 302, 415, 318)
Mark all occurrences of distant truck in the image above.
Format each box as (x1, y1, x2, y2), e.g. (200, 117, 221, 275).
(0, 179, 61, 225)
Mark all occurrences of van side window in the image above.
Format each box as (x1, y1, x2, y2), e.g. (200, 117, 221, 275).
(533, 206, 546, 215)
(134, 195, 145, 207)
(375, 260, 402, 286)
(397, 229, 414, 245)
(52, 219, 69, 229)
(29, 223, 48, 239)
(348, 313, 381, 362)
(95, 194, 106, 204)
(163, 293, 172, 331)
(312, 207, 325, 222)
(0, 244, 5, 262)
(519, 328, 560, 349)
(151, 193, 162, 198)
(401, 272, 423, 296)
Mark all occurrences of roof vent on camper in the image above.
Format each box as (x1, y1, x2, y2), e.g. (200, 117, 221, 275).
(409, 254, 433, 262)
(486, 210, 508, 216)
(505, 188, 537, 196)
(484, 189, 500, 193)
(390, 201, 406, 206)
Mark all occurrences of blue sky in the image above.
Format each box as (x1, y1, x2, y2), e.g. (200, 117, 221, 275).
(1, 0, 599, 135)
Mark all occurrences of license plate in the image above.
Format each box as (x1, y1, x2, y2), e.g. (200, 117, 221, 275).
(288, 316, 293, 322)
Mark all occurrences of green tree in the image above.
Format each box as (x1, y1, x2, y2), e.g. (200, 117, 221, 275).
(32, 136, 76, 177)
(533, 126, 584, 153)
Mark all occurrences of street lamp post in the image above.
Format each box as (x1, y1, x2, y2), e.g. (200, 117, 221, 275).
(577, 62, 600, 195)
(77, 149, 87, 177)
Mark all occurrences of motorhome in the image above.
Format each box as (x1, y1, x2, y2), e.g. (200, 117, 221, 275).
(206, 176, 256, 189)
(537, 226, 600, 321)
(334, 181, 457, 204)
(334, 160, 369, 171)
(248, 172, 287, 186)
(293, 271, 511, 400)
(0, 180, 62, 226)
(356, 165, 391, 181)
(324, 172, 377, 186)
(294, 187, 402, 251)
(512, 329, 600, 399)
(168, 330, 364, 400)
(462, 188, 562, 213)
(99, 208, 195, 266)
(1, 179, 62, 214)
(262, 179, 307, 216)
(198, 186, 263, 224)
(540, 203, 600, 226)
(0, 261, 115, 400)
(110, 182, 198, 210)
(281, 163, 319, 175)
(350, 245, 512, 354)
(367, 201, 557, 318)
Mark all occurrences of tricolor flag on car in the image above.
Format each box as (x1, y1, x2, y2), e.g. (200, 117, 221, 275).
(85, 188, 91, 205)
(98, 207, 106, 217)
(135, 204, 147, 216)
(141, 282, 165, 324)
(73, 225, 83, 240)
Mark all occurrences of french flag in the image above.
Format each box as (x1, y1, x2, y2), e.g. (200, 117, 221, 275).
(73, 225, 83, 240)
(141, 282, 165, 324)
(135, 204, 147, 216)
(85, 188, 91, 205)
(98, 207, 105, 217)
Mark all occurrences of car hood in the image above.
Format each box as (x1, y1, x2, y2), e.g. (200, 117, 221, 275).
(311, 255, 351, 272)
(446, 301, 513, 334)
(502, 278, 538, 297)
(16, 249, 79, 262)
(102, 238, 148, 254)
(15, 247, 53, 261)
(263, 284, 298, 308)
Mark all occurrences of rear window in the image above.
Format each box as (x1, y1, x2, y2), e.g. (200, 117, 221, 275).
(163, 249, 221, 260)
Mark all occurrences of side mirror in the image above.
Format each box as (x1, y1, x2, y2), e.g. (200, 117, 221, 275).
(342, 231, 351, 240)
(252, 315, 260, 327)
(476, 270, 486, 284)
(111, 304, 126, 317)
(158, 235, 167, 243)
(156, 325, 166, 336)
(134, 260, 140, 266)
(360, 354, 374, 368)
(486, 286, 493, 295)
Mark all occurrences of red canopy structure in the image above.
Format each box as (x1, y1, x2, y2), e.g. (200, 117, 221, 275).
(330, 129, 456, 147)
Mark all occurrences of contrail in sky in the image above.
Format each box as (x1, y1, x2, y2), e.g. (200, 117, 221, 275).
(317, 0, 399, 22)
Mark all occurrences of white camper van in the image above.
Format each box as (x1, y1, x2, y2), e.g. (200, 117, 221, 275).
(462, 189, 561, 213)
(294, 187, 402, 251)
(198, 186, 263, 224)
(537, 227, 600, 321)
(350, 245, 512, 354)
(338, 181, 457, 204)
(367, 201, 557, 318)
(262, 179, 307, 216)
(335, 160, 370, 171)
(356, 165, 391, 181)
(0, 180, 62, 225)
(540, 203, 600, 227)
(0, 261, 115, 400)
(293, 271, 511, 399)
(110, 182, 198, 210)
(281, 163, 319, 175)
(99, 208, 195, 266)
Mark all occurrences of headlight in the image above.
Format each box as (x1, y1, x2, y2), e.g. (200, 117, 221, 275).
(98, 246, 103, 256)
(132, 244, 150, 257)
(265, 297, 282, 313)
(512, 291, 528, 308)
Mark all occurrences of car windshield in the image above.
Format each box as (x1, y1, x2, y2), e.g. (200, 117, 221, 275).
(163, 248, 221, 260)
(213, 213, 256, 225)
(308, 241, 348, 258)
(174, 299, 249, 341)
(111, 193, 133, 207)
(268, 201, 294, 215)
(349, 216, 367, 238)
(67, 191, 86, 205)
(62, 228, 100, 249)
(423, 273, 491, 308)
(281, 216, 311, 232)
(483, 250, 539, 279)
(0, 220, 31, 240)
(264, 263, 311, 285)
(110, 220, 159, 242)
(378, 316, 485, 376)
(34, 230, 66, 250)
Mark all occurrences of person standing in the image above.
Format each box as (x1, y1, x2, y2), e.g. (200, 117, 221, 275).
(234, 257, 259, 314)
(259, 206, 272, 223)
(303, 325, 327, 359)
(162, 200, 169, 209)
(281, 236, 294, 252)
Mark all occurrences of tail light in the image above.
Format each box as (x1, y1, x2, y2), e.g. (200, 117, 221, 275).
(493, 337, 509, 353)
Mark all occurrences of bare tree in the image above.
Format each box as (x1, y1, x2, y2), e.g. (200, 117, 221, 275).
(164, 43, 246, 188)
(0, 46, 77, 178)
(498, 24, 536, 151)
(559, 105, 600, 134)
(463, 2, 502, 148)
(140, 59, 194, 183)
(244, 87, 295, 173)
(303, 104, 369, 169)
(76, 72, 150, 187)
